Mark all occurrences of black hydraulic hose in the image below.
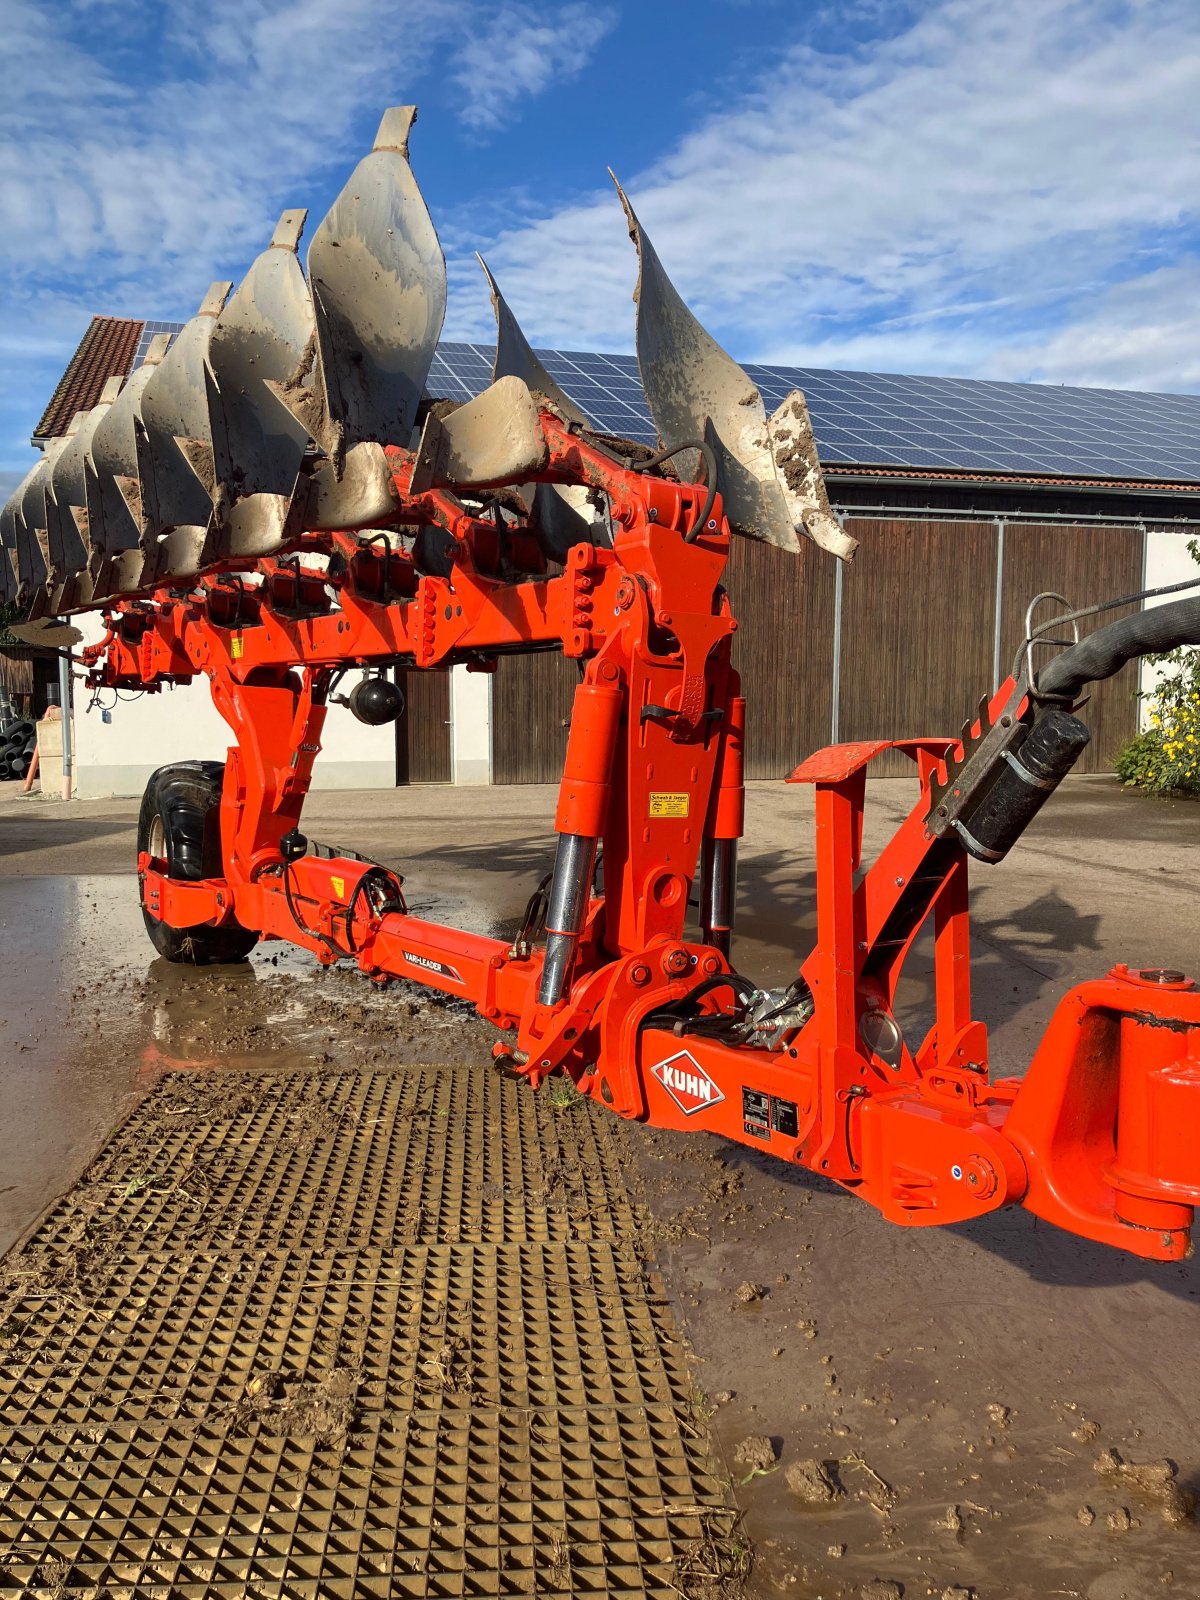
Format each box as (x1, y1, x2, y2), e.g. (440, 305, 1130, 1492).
(934, 575, 1200, 864)
(656, 440, 720, 543)
(283, 859, 346, 961)
(1011, 574, 1200, 685)
(610, 436, 720, 543)
(1037, 595, 1200, 701)
(343, 866, 406, 953)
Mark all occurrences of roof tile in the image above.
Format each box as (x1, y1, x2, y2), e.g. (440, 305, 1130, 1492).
(33, 316, 144, 441)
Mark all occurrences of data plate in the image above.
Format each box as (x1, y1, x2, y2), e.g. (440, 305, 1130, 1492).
(742, 1085, 799, 1141)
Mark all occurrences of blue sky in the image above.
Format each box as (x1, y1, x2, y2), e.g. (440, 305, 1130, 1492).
(2, 0, 1199, 497)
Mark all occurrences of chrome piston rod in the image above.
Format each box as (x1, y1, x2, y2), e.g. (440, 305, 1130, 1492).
(699, 837, 737, 959)
(538, 832, 598, 1006)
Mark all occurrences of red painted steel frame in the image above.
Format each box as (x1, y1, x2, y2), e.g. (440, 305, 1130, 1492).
(88, 410, 1200, 1263)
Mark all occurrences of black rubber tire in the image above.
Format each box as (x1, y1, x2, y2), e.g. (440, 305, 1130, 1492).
(137, 761, 259, 964)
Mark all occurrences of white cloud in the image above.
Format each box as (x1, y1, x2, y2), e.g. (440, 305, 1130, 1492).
(3, 0, 1198, 483)
(769, 259, 1200, 395)
(0, 0, 617, 282)
(994, 263, 1200, 392)
(444, 0, 1200, 390)
(2, 1, 446, 281)
(453, 4, 617, 131)
(0, 0, 615, 470)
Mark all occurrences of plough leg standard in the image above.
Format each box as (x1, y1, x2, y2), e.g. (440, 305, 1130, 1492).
(7, 109, 1200, 1264)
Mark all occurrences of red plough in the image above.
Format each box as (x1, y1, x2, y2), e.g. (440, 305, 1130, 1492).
(4, 108, 1198, 1263)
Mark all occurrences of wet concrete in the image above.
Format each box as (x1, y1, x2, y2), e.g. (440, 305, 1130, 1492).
(0, 795, 547, 1257)
(0, 876, 155, 1254)
(638, 778, 1200, 1600)
(0, 774, 1197, 1597)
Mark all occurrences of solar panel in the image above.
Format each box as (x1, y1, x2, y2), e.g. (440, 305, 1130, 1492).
(131, 320, 182, 368)
(131, 326, 1200, 484)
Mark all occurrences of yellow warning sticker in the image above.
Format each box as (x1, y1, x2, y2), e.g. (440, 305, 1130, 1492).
(330, 875, 346, 899)
(649, 792, 690, 818)
(231, 635, 244, 660)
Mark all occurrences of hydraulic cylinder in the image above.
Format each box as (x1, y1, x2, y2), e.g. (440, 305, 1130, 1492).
(538, 681, 622, 1005)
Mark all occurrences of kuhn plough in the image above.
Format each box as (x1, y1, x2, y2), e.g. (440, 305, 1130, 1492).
(4, 109, 1200, 1262)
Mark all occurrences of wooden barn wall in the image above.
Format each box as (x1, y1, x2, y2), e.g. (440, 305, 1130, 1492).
(723, 534, 838, 779)
(487, 537, 838, 787)
(838, 519, 999, 776)
(395, 668, 451, 784)
(0, 651, 34, 698)
(492, 651, 577, 785)
(479, 516, 1147, 786)
(998, 522, 1142, 773)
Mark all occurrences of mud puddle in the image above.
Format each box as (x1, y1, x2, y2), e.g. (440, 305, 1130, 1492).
(0, 872, 494, 1256)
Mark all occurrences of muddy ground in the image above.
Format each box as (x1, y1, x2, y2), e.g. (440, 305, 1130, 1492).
(0, 775, 1197, 1599)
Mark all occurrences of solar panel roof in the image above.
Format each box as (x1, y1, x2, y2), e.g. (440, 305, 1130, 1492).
(131, 320, 183, 368)
(134, 327, 1200, 485)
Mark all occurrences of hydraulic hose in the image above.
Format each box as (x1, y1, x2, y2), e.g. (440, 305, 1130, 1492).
(598, 435, 719, 543)
(1037, 595, 1200, 701)
(945, 584, 1200, 864)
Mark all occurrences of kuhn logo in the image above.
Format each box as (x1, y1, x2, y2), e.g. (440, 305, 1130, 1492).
(651, 1050, 725, 1116)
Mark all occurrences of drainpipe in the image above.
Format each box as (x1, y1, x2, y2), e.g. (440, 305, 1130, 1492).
(831, 558, 844, 743)
(58, 649, 73, 801)
(992, 519, 1006, 692)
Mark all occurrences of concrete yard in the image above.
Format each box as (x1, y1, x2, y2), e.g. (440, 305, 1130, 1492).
(0, 774, 1198, 1598)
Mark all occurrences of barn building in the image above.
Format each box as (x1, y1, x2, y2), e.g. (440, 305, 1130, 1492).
(27, 316, 1200, 797)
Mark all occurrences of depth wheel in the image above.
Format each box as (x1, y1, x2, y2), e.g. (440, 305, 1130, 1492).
(137, 761, 259, 964)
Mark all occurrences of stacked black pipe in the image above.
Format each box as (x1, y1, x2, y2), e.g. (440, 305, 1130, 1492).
(0, 717, 35, 781)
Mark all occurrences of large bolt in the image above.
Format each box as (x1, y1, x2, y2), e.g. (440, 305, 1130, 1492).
(662, 947, 690, 978)
(963, 1155, 998, 1200)
(630, 964, 651, 987)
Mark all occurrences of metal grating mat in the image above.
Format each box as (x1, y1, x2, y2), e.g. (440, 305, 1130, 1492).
(23, 1065, 638, 1252)
(0, 1409, 720, 1597)
(0, 1243, 691, 1427)
(0, 1066, 731, 1598)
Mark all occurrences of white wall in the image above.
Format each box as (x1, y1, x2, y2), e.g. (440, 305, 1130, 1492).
(74, 673, 231, 798)
(1140, 530, 1199, 727)
(72, 613, 396, 798)
(309, 696, 397, 790)
(450, 664, 492, 785)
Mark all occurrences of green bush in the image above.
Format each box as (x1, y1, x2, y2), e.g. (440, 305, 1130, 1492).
(0, 596, 26, 649)
(1115, 722, 1199, 795)
(1114, 539, 1200, 797)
